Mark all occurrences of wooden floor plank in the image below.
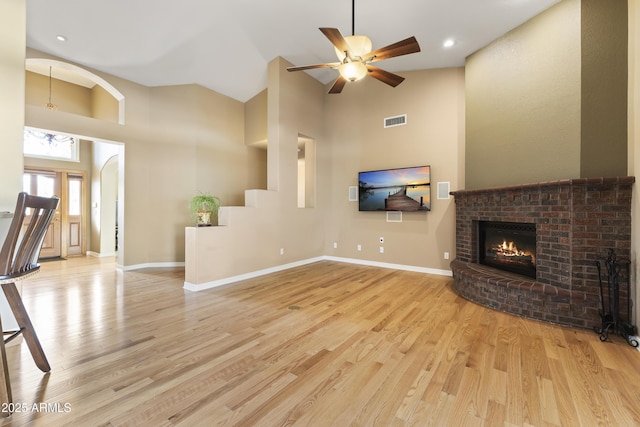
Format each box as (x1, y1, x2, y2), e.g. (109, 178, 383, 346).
(0, 257, 639, 426)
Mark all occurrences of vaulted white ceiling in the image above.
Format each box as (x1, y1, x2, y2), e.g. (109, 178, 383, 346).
(26, 0, 561, 102)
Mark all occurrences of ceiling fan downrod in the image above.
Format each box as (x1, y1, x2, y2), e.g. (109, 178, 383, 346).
(351, 0, 355, 36)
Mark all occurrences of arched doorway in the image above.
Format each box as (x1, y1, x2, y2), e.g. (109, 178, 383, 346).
(100, 155, 119, 256)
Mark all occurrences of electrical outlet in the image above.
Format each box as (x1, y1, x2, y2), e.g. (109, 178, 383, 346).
(280, 248, 284, 255)
(444, 252, 450, 260)
(357, 244, 362, 251)
(380, 246, 384, 254)
(333, 242, 338, 249)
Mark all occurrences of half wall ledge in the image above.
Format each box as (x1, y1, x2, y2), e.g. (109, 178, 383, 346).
(450, 260, 575, 325)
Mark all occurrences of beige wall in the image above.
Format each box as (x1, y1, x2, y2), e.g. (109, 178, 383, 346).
(0, 0, 26, 211)
(243, 90, 269, 189)
(25, 49, 264, 267)
(466, 0, 628, 189)
(581, 0, 628, 177)
(187, 62, 464, 286)
(245, 89, 268, 146)
(91, 84, 120, 123)
(323, 68, 464, 272)
(465, 0, 582, 189)
(629, 0, 640, 326)
(26, 69, 120, 123)
(26, 71, 92, 117)
(186, 57, 327, 285)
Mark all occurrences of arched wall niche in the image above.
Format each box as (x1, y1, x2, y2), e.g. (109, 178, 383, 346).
(25, 58, 125, 124)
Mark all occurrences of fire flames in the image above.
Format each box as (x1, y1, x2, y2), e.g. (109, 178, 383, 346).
(494, 240, 535, 263)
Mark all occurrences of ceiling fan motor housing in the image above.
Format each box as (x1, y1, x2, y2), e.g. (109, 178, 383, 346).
(334, 35, 372, 61)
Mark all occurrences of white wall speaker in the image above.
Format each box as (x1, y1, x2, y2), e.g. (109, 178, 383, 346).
(437, 182, 451, 200)
(387, 211, 402, 222)
(348, 186, 358, 201)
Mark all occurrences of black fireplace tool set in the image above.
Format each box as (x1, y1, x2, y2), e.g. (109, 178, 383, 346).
(594, 249, 639, 347)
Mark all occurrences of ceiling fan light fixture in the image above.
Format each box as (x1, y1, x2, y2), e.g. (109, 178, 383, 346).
(338, 61, 368, 82)
(334, 35, 372, 61)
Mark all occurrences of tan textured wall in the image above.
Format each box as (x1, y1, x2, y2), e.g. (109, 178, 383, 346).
(0, 0, 26, 211)
(244, 89, 268, 146)
(243, 89, 268, 190)
(465, 0, 582, 189)
(629, 0, 640, 325)
(91, 84, 119, 123)
(323, 68, 465, 271)
(26, 71, 92, 117)
(581, 0, 628, 177)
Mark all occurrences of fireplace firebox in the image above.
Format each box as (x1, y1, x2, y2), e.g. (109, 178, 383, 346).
(478, 221, 536, 278)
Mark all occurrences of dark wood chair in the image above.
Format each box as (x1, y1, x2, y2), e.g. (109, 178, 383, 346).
(0, 192, 60, 406)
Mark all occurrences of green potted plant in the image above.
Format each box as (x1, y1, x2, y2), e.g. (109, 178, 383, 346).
(189, 192, 221, 226)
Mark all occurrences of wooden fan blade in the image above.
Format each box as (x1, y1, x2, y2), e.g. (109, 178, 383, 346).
(366, 65, 405, 87)
(287, 62, 340, 72)
(328, 75, 347, 94)
(365, 36, 420, 62)
(319, 28, 351, 57)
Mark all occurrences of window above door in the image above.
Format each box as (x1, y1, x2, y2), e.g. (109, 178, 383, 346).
(24, 128, 79, 162)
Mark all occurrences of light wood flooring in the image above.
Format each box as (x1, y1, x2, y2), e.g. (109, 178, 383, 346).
(1, 256, 640, 426)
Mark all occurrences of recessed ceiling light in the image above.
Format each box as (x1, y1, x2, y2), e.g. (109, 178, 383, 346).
(443, 39, 456, 48)
(56, 35, 67, 42)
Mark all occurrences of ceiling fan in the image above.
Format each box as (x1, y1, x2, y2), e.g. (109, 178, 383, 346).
(287, 0, 421, 94)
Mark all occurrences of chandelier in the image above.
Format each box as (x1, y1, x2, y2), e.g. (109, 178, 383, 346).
(45, 66, 57, 110)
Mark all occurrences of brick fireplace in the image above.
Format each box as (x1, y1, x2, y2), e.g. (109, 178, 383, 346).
(450, 177, 634, 329)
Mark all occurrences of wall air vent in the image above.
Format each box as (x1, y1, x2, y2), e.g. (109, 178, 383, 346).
(384, 114, 407, 128)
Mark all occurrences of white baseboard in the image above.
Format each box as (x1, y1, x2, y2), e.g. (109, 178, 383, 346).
(184, 257, 324, 292)
(183, 255, 452, 292)
(121, 261, 185, 271)
(87, 251, 117, 258)
(324, 256, 453, 277)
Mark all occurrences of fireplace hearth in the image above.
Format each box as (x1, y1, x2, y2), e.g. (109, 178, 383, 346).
(450, 177, 634, 329)
(478, 221, 536, 278)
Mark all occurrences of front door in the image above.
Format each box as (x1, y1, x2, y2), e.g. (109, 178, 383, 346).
(23, 169, 86, 259)
(23, 170, 61, 258)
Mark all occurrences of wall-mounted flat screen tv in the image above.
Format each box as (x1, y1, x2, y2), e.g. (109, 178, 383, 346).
(358, 165, 431, 212)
